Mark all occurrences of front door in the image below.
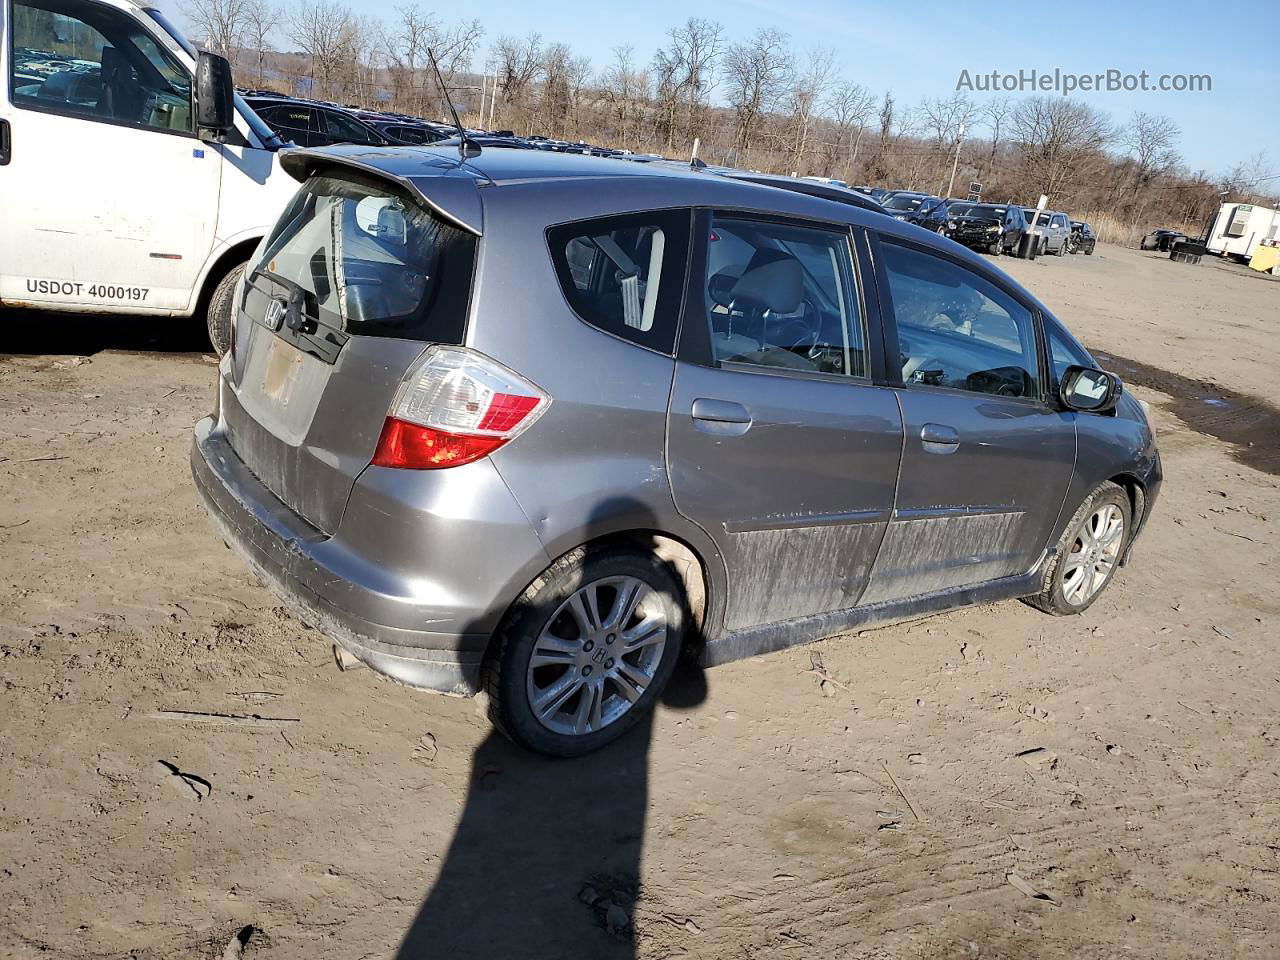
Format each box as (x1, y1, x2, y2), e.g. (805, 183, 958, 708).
(858, 236, 1076, 605)
(0, 0, 219, 313)
(667, 213, 903, 632)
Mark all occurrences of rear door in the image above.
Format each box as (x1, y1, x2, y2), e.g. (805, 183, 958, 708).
(223, 170, 478, 534)
(858, 236, 1075, 605)
(667, 212, 903, 632)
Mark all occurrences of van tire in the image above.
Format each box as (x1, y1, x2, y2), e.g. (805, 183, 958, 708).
(485, 545, 685, 756)
(206, 262, 244, 357)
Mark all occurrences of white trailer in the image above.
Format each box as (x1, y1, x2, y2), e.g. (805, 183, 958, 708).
(0, 0, 299, 353)
(1205, 202, 1280, 260)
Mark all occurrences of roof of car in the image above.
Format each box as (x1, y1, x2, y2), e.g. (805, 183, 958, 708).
(276, 144, 1042, 287)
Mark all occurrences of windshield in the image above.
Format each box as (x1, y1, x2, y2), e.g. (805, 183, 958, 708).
(884, 194, 929, 211)
(964, 205, 1007, 219)
(946, 203, 974, 217)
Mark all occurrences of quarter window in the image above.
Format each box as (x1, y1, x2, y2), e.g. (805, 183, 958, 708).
(881, 241, 1041, 399)
(548, 210, 691, 354)
(700, 216, 866, 378)
(10, 0, 193, 134)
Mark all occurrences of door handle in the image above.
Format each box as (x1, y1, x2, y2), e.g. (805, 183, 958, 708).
(0, 119, 10, 166)
(692, 398, 751, 424)
(920, 422, 959, 454)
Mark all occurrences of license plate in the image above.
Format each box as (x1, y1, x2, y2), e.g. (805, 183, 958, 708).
(261, 335, 304, 408)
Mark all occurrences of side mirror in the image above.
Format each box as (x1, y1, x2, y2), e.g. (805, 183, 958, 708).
(1060, 365, 1122, 413)
(196, 51, 235, 140)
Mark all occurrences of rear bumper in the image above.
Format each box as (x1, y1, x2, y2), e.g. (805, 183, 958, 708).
(191, 417, 547, 695)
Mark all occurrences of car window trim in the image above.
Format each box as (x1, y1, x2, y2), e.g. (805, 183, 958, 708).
(677, 207, 879, 385)
(8, 0, 199, 140)
(868, 230, 1051, 405)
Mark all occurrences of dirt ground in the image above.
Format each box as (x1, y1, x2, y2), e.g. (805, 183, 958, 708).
(1, 244, 1277, 960)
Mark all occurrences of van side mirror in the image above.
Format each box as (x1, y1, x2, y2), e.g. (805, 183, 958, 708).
(196, 51, 235, 140)
(1060, 365, 1122, 413)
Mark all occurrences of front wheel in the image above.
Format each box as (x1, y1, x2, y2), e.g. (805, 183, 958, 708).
(1026, 482, 1131, 616)
(486, 546, 685, 756)
(206, 262, 245, 357)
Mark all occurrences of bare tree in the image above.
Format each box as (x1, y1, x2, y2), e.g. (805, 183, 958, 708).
(600, 45, 647, 148)
(917, 93, 975, 192)
(784, 47, 835, 174)
(241, 0, 282, 88)
(723, 27, 791, 159)
(821, 79, 875, 180)
(494, 32, 543, 108)
(651, 18, 724, 150)
(183, 0, 248, 57)
(1010, 96, 1112, 200)
(979, 95, 1012, 187)
(288, 0, 351, 99)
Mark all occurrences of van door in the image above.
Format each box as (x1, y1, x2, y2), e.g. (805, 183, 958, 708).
(0, 0, 219, 313)
(667, 213, 903, 633)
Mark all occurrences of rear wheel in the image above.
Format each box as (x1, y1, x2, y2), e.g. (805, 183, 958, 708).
(1026, 482, 1130, 616)
(206, 261, 245, 357)
(486, 546, 685, 756)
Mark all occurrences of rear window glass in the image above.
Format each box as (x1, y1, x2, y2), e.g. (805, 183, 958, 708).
(252, 174, 475, 342)
(547, 210, 691, 354)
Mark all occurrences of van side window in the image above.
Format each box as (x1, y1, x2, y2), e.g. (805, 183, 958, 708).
(701, 216, 867, 378)
(881, 240, 1041, 399)
(548, 210, 691, 354)
(10, 0, 193, 134)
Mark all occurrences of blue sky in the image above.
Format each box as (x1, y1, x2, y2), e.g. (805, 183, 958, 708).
(173, 0, 1277, 176)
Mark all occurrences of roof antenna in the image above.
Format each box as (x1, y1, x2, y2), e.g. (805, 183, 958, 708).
(427, 47, 479, 160)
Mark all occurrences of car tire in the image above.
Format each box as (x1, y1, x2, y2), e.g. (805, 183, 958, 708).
(987, 241, 1001, 255)
(1056, 239, 1067, 257)
(1025, 482, 1131, 617)
(1085, 246, 1094, 256)
(206, 262, 245, 358)
(485, 545, 686, 756)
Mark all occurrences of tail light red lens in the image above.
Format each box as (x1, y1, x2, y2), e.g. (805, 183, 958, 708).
(371, 346, 550, 470)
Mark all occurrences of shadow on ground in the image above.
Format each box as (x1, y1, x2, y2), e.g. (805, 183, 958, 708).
(0, 309, 210, 357)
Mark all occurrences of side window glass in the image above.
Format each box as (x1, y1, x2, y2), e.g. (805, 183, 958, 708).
(323, 110, 376, 145)
(881, 241, 1041, 399)
(1048, 327, 1093, 385)
(701, 217, 866, 378)
(10, 0, 192, 133)
(548, 210, 691, 354)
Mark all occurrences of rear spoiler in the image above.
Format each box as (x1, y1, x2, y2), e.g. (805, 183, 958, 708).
(279, 146, 485, 236)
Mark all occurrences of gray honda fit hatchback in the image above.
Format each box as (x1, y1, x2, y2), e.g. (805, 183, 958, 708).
(192, 145, 1161, 755)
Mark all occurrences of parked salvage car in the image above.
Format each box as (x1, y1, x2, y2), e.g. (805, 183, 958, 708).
(1069, 221, 1097, 255)
(882, 191, 945, 225)
(1140, 228, 1187, 252)
(243, 93, 389, 147)
(192, 145, 1162, 756)
(944, 203, 1029, 255)
(1025, 209, 1072, 256)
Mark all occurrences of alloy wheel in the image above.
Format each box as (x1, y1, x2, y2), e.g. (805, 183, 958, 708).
(525, 576, 668, 736)
(1062, 504, 1125, 606)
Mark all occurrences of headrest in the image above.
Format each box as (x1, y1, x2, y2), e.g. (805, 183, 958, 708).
(729, 249, 803, 314)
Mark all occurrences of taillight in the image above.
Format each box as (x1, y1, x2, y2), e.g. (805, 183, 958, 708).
(372, 346, 550, 470)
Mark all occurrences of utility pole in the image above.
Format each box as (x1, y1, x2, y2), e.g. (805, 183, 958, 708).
(945, 122, 966, 198)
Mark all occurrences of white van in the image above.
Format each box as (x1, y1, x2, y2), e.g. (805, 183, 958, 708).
(0, 0, 298, 352)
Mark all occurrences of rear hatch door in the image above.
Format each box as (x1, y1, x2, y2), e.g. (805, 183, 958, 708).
(223, 170, 478, 535)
